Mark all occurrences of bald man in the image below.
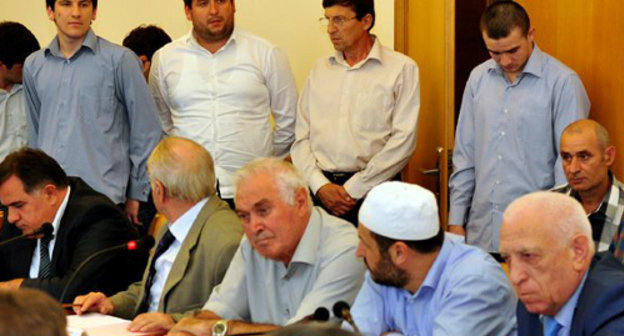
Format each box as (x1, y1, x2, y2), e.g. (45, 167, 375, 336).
(501, 192, 624, 336)
(552, 119, 622, 253)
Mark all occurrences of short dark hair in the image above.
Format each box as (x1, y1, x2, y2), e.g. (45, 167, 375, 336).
(0, 22, 40, 68)
(0, 289, 67, 336)
(372, 227, 444, 255)
(0, 148, 68, 193)
(46, 0, 98, 10)
(123, 25, 172, 61)
(480, 0, 530, 39)
(322, 0, 375, 32)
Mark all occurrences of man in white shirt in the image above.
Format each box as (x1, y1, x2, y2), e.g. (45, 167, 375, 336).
(291, 0, 420, 225)
(150, 0, 297, 207)
(0, 22, 40, 161)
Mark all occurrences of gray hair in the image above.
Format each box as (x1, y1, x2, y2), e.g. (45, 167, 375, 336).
(147, 136, 216, 202)
(504, 191, 594, 254)
(233, 157, 312, 208)
(562, 119, 611, 150)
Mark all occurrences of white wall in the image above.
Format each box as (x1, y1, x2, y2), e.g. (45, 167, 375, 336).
(1, 0, 394, 90)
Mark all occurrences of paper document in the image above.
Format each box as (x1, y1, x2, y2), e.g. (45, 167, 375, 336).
(67, 313, 161, 336)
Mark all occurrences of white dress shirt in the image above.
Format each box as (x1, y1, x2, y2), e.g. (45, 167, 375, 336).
(291, 37, 420, 199)
(29, 186, 71, 278)
(147, 198, 208, 312)
(149, 29, 297, 198)
(0, 84, 28, 161)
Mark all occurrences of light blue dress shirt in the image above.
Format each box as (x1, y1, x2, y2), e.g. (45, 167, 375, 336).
(22, 29, 162, 204)
(449, 44, 590, 251)
(348, 234, 518, 336)
(542, 272, 588, 336)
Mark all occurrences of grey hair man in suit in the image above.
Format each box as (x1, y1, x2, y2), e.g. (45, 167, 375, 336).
(73, 136, 243, 334)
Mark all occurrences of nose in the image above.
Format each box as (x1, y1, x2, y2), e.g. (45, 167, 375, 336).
(7, 209, 19, 225)
(248, 215, 265, 235)
(499, 53, 512, 67)
(70, 3, 81, 16)
(327, 21, 338, 34)
(208, 1, 219, 14)
(509, 261, 528, 287)
(568, 157, 581, 173)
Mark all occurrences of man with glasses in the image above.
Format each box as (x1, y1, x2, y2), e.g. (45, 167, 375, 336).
(150, 0, 297, 208)
(291, 0, 420, 225)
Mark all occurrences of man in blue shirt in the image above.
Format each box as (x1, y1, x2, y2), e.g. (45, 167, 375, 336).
(501, 192, 624, 336)
(349, 181, 517, 336)
(448, 0, 590, 252)
(23, 0, 162, 226)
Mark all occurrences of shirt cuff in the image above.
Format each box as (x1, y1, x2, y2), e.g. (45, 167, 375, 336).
(448, 205, 469, 226)
(128, 177, 150, 202)
(309, 170, 331, 195)
(343, 174, 367, 200)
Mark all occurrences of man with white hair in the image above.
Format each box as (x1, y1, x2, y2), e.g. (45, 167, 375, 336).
(501, 191, 624, 336)
(349, 181, 517, 336)
(168, 158, 365, 336)
(72, 137, 243, 334)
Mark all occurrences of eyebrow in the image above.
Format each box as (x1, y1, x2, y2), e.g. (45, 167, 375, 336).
(488, 46, 520, 54)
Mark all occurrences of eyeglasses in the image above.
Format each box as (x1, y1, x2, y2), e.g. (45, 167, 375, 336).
(318, 16, 358, 27)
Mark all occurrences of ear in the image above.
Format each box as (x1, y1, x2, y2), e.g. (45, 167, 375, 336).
(389, 241, 409, 266)
(92, 7, 97, 21)
(41, 184, 60, 205)
(184, 4, 192, 21)
(293, 187, 308, 215)
(361, 13, 373, 31)
(570, 233, 591, 272)
(604, 145, 616, 166)
(152, 180, 166, 204)
(526, 27, 536, 43)
(46, 6, 55, 21)
(138, 55, 151, 74)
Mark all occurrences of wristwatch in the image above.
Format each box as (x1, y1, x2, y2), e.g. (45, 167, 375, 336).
(212, 320, 229, 336)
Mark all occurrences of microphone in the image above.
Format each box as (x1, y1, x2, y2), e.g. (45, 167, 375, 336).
(0, 223, 54, 248)
(298, 307, 330, 323)
(58, 236, 155, 303)
(333, 301, 361, 335)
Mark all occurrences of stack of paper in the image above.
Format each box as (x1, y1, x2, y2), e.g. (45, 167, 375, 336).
(67, 313, 160, 336)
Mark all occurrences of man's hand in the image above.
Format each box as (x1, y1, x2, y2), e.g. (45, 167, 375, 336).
(0, 278, 23, 290)
(73, 292, 114, 315)
(316, 184, 356, 216)
(447, 225, 466, 237)
(128, 312, 175, 333)
(124, 199, 141, 225)
(168, 316, 216, 336)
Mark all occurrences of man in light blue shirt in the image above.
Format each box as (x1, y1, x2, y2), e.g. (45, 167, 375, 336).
(23, 0, 162, 225)
(349, 181, 517, 336)
(448, 0, 590, 252)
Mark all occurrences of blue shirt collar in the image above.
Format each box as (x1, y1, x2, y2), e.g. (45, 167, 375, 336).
(45, 29, 97, 58)
(405, 233, 455, 298)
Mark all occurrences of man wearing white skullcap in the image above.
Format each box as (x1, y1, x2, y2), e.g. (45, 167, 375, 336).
(347, 181, 518, 336)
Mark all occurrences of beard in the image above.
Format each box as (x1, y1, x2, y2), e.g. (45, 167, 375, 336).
(365, 255, 409, 288)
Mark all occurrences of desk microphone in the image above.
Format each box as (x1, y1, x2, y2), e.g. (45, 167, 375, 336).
(299, 307, 330, 323)
(58, 235, 155, 303)
(333, 301, 361, 335)
(0, 222, 54, 248)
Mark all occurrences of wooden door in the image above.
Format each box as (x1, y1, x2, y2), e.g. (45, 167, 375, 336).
(396, 0, 455, 228)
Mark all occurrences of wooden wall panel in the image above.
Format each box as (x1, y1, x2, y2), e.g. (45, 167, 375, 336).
(518, 0, 624, 176)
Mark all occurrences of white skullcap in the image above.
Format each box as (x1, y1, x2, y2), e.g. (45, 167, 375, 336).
(359, 181, 440, 240)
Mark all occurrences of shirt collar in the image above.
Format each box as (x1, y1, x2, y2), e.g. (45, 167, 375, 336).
(405, 233, 453, 298)
(288, 207, 323, 266)
(329, 35, 383, 69)
(168, 197, 209, 242)
(45, 29, 97, 58)
(542, 271, 588, 331)
(186, 27, 238, 55)
(487, 42, 545, 78)
(568, 171, 617, 216)
(51, 186, 72, 239)
(0, 84, 21, 96)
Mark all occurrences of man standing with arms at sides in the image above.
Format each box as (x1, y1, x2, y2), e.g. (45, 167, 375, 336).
(150, 0, 297, 208)
(449, 1, 590, 252)
(73, 137, 243, 335)
(0, 22, 40, 161)
(23, 0, 162, 226)
(291, 0, 420, 225)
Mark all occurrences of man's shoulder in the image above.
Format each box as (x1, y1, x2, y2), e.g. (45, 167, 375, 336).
(538, 50, 579, 78)
(439, 234, 507, 280)
(378, 43, 417, 69)
(315, 207, 359, 249)
(195, 198, 244, 242)
(550, 183, 571, 193)
(234, 29, 280, 51)
(23, 49, 48, 70)
(92, 34, 137, 60)
(64, 177, 125, 221)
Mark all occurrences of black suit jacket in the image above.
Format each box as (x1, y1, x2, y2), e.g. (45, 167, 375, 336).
(517, 252, 624, 336)
(0, 177, 144, 302)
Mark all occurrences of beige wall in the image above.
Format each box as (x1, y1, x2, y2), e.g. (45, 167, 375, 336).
(0, 0, 393, 90)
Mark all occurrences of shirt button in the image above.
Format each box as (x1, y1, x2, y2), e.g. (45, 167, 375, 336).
(496, 180, 500, 185)
(501, 131, 505, 136)
(504, 109, 508, 114)
(498, 155, 502, 160)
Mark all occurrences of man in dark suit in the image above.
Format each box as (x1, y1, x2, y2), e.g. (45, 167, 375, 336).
(0, 148, 142, 302)
(73, 136, 243, 335)
(501, 191, 624, 336)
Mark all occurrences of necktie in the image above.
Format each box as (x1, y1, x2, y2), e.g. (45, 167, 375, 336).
(137, 229, 176, 313)
(38, 235, 53, 278)
(544, 317, 562, 336)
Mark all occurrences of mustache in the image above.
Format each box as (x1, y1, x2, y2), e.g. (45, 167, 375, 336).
(252, 231, 274, 243)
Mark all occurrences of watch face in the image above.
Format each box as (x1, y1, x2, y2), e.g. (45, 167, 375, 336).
(213, 322, 227, 335)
